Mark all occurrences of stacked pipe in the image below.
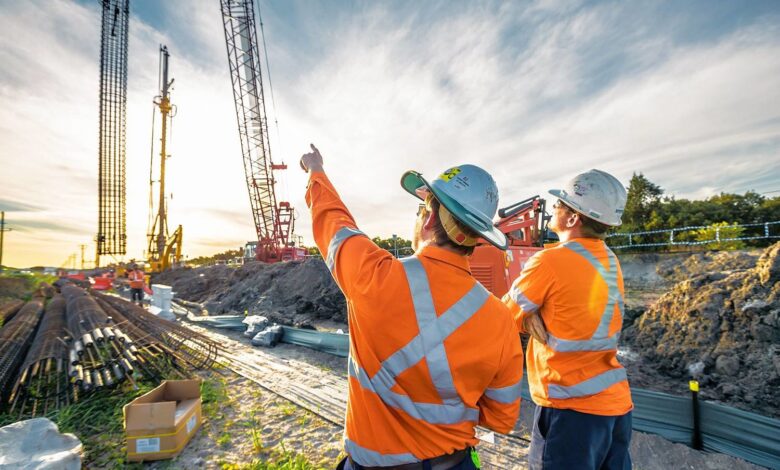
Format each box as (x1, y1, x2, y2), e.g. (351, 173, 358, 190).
(0, 299, 25, 327)
(0, 299, 45, 402)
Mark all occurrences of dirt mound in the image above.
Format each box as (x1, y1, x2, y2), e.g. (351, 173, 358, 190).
(153, 259, 346, 328)
(153, 264, 234, 303)
(623, 242, 780, 417)
(656, 250, 759, 283)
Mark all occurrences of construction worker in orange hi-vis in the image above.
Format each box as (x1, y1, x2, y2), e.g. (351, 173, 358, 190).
(300, 144, 523, 470)
(503, 169, 632, 470)
(128, 263, 146, 307)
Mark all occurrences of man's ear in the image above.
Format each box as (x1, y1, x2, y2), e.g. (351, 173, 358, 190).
(423, 210, 437, 231)
(566, 212, 579, 229)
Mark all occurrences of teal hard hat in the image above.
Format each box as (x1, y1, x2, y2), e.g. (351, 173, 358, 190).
(401, 164, 508, 250)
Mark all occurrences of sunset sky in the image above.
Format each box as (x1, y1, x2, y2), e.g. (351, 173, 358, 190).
(1, 0, 779, 267)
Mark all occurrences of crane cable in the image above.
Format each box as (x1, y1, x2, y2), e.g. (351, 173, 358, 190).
(255, 2, 290, 204)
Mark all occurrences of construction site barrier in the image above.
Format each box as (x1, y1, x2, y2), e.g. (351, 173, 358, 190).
(185, 315, 780, 468)
(607, 220, 780, 249)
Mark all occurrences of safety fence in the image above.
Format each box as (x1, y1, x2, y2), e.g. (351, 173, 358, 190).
(607, 220, 780, 250)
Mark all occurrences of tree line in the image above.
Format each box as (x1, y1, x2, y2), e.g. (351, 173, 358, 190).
(612, 173, 780, 249)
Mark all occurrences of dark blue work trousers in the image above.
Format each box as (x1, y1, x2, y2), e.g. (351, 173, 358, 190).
(528, 405, 632, 470)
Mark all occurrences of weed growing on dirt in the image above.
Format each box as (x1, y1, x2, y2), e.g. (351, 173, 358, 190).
(249, 409, 264, 453)
(217, 432, 232, 448)
(279, 402, 296, 416)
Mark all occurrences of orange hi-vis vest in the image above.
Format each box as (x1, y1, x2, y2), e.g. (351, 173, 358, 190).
(503, 238, 633, 416)
(129, 270, 145, 289)
(307, 172, 524, 466)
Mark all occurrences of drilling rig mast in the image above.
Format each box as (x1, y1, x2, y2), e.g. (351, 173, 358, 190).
(96, 0, 129, 267)
(146, 45, 183, 273)
(220, 0, 304, 263)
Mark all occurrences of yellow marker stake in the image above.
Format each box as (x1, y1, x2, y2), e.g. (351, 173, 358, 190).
(689, 380, 699, 392)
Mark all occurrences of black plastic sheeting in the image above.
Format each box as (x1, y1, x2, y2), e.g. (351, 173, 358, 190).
(187, 315, 780, 468)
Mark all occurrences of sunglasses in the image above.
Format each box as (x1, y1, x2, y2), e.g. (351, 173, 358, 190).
(553, 200, 577, 214)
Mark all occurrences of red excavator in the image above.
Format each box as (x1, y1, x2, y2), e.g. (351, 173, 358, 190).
(469, 195, 552, 297)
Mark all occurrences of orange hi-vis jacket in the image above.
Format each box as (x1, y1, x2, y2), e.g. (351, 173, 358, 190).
(307, 172, 524, 466)
(502, 238, 633, 416)
(129, 270, 145, 289)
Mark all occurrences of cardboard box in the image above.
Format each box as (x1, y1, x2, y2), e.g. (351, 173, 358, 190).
(123, 379, 202, 462)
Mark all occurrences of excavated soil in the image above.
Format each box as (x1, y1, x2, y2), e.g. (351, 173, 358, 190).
(153, 259, 346, 328)
(0, 276, 31, 305)
(622, 242, 780, 417)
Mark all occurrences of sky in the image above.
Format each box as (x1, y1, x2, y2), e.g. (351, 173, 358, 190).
(1, 0, 779, 268)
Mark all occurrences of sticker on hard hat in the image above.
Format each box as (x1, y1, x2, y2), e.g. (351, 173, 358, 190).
(439, 167, 462, 182)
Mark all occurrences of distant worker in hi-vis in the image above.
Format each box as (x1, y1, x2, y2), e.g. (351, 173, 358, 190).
(503, 169, 633, 470)
(300, 144, 523, 470)
(128, 263, 146, 307)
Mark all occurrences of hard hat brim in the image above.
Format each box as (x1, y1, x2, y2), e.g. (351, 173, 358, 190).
(401, 171, 508, 250)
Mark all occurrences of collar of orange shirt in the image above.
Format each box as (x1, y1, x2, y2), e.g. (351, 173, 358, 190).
(416, 244, 471, 275)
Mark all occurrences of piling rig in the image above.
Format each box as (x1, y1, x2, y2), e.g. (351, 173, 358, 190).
(146, 45, 183, 273)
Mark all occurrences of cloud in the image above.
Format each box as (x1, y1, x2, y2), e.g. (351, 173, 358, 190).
(0, 199, 44, 212)
(1, 0, 778, 267)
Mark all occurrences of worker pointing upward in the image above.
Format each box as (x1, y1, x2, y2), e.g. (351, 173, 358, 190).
(503, 169, 633, 470)
(300, 144, 523, 470)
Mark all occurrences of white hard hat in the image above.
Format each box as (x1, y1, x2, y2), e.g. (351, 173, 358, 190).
(401, 164, 508, 250)
(548, 169, 627, 226)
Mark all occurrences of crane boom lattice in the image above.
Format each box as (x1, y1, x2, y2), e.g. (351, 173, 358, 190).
(220, 0, 298, 262)
(96, 0, 129, 266)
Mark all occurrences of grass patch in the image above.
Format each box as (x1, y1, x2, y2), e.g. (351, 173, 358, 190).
(0, 381, 155, 468)
(202, 376, 229, 420)
(219, 443, 328, 470)
(0, 377, 226, 468)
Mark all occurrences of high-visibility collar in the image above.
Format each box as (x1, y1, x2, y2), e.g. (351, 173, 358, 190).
(416, 245, 470, 275)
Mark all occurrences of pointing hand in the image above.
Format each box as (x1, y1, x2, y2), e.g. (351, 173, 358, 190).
(300, 143, 324, 173)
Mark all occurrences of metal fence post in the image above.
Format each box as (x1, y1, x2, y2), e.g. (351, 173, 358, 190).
(690, 380, 703, 450)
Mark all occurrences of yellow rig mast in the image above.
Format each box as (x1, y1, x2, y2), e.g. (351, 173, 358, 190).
(147, 45, 182, 273)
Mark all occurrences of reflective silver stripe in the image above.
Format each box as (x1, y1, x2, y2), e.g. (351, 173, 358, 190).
(347, 256, 488, 425)
(345, 438, 417, 466)
(547, 367, 628, 399)
(484, 380, 522, 404)
(547, 332, 619, 352)
(325, 227, 364, 272)
(349, 356, 480, 425)
(564, 242, 620, 339)
(544, 241, 624, 353)
(510, 288, 539, 313)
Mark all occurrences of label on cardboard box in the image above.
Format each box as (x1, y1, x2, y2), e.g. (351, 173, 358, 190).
(135, 437, 161, 453)
(187, 414, 196, 434)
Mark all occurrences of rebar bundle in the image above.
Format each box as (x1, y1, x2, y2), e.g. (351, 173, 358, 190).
(2, 283, 222, 419)
(0, 299, 24, 326)
(0, 299, 45, 401)
(8, 296, 69, 416)
(97, 294, 219, 369)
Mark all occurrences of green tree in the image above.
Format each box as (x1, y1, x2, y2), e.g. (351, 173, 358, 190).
(694, 222, 746, 250)
(622, 173, 663, 231)
(371, 236, 413, 255)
